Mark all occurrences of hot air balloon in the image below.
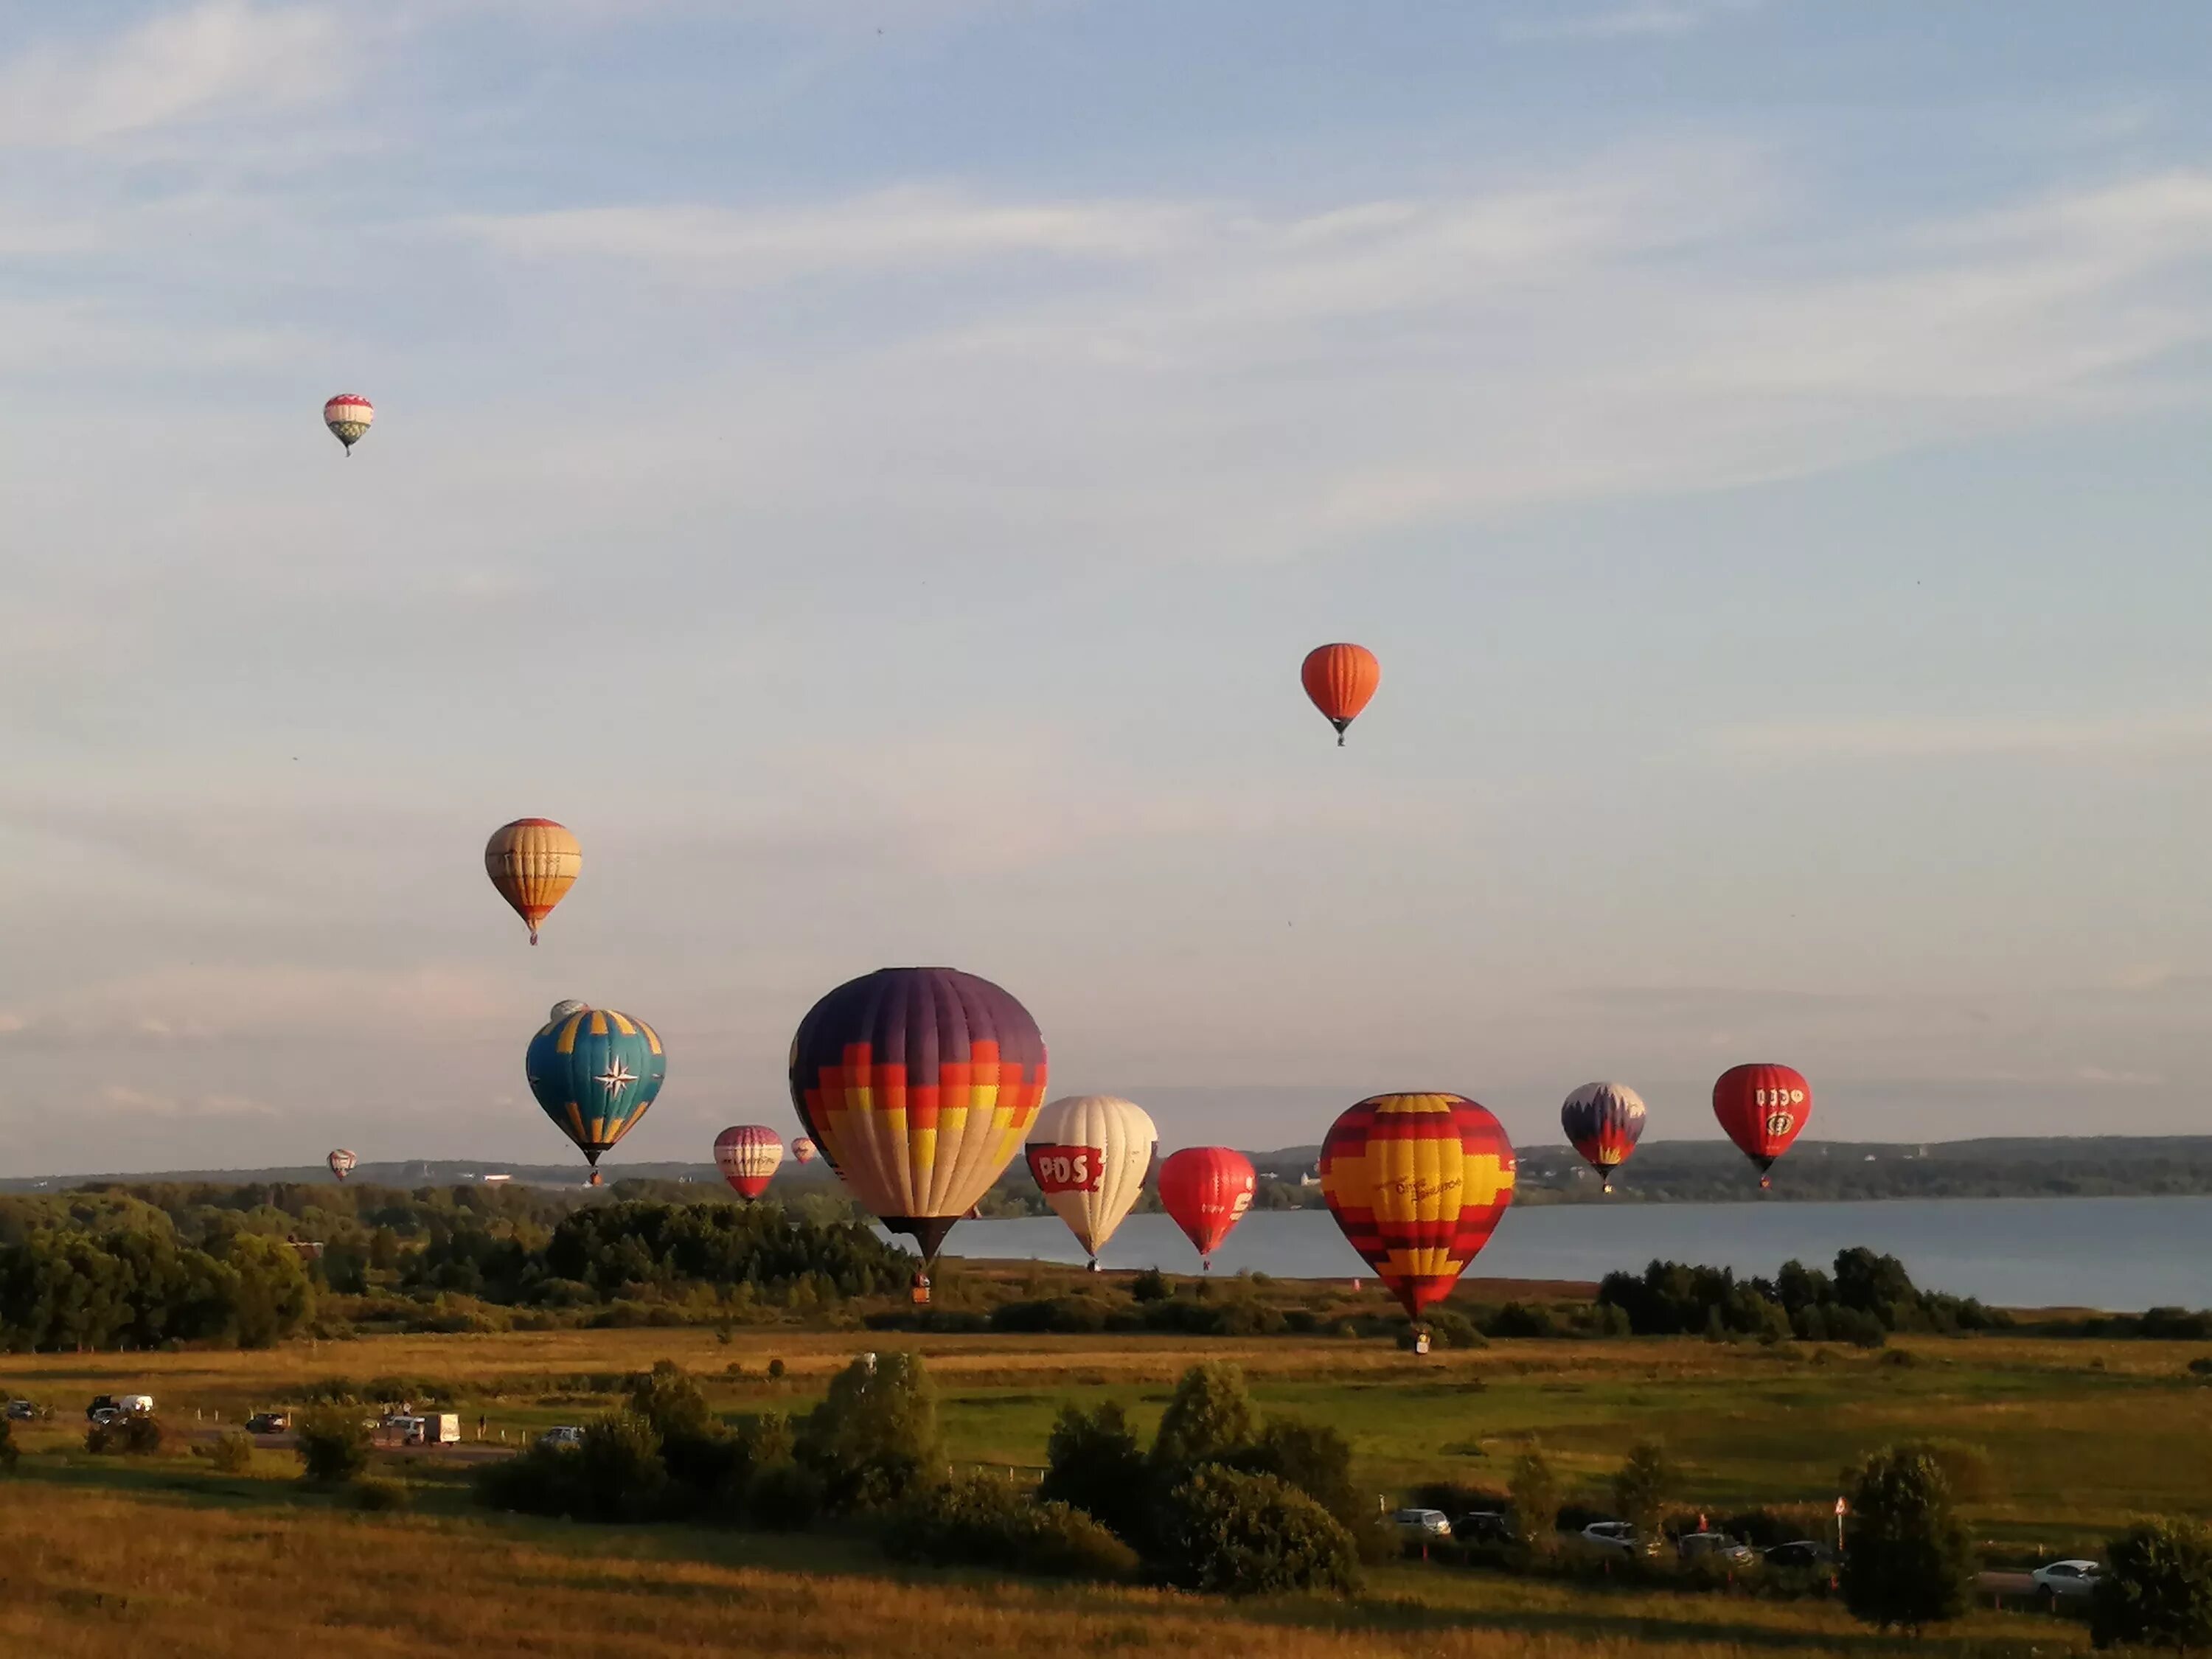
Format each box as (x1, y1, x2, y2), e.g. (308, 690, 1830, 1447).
(1714, 1063, 1811, 1188)
(1561, 1082, 1646, 1193)
(549, 999, 590, 1025)
(714, 1124, 785, 1200)
(327, 1149, 357, 1183)
(790, 1136, 818, 1165)
(485, 819, 580, 945)
(1319, 1093, 1517, 1329)
(1301, 643, 1380, 746)
(324, 394, 373, 454)
(788, 966, 1047, 1300)
(526, 1006, 667, 1180)
(1025, 1095, 1158, 1270)
(1157, 1147, 1255, 1270)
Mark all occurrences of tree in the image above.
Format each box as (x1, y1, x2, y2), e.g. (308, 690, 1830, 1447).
(1039, 1400, 1152, 1545)
(1612, 1441, 1676, 1549)
(1150, 1362, 1257, 1483)
(220, 1234, 315, 1348)
(2092, 1520, 2212, 1654)
(0, 1416, 18, 1474)
(1510, 1444, 1561, 1554)
(1840, 1446, 1974, 1632)
(296, 1405, 373, 1484)
(795, 1352, 942, 1512)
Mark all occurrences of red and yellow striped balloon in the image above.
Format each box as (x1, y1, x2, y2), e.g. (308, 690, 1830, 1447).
(1319, 1092, 1517, 1321)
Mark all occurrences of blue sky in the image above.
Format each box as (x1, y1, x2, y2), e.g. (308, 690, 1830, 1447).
(2, 1, 2210, 1175)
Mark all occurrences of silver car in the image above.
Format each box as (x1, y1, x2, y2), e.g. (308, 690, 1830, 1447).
(1579, 1520, 1641, 1556)
(2031, 1560, 2103, 1603)
(1391, 1508, 1453, 1543)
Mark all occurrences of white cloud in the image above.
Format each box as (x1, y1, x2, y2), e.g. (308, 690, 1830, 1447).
(1503, 0, 1770, 43)
(0, 3, 352, 149)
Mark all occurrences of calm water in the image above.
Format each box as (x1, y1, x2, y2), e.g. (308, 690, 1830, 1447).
(922, 1197, 2212, 1312)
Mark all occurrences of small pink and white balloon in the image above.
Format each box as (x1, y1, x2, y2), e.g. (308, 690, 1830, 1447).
(327, 1149, 358, 1183)
(714, 1125, 784, 1200)
(790, 1135, 818, 1166)
(323, 393, 374, 454)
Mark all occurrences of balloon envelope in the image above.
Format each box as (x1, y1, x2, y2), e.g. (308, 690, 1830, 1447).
(1025, 1095, 1158, 1261)
(323, 393, 373, 451)
(526, 1006, 667, 1167)
(486, 819, 580, 944)
(327, 1149, 357, 1182)
(1713, 1063, 1811, 1185)
(1301, 643, 1380, 743)
(1157, 1147, 1255, 1263)
(1560, 1082, 1646, 1190)
(714, 1124, 785, 1200)
(787, 966, 1047, 1262)
(790, 1135, 818, 1165)
(1320, 1092, 1517, 1321)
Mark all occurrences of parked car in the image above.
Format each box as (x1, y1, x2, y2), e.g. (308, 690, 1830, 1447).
(4, 1399, 38, 1422)
(2031, 1560, 2104, 1603)
(1579, 1521, 1641, 1557)
(1391, 1508, 1453, 1543)
(1677, 1532, 1757, 1565)
(1764, 1540, 1837, 1569)
(245, 1412, 289, 1435)
(1453, 1511, 1513, 1545)
(538, 1425, 586, 1450)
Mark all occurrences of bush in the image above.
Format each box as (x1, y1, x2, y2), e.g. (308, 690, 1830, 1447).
(1130, 1268, 1171, 1303)
(574, 1411, 669, 1521)
(1156, 1465, 1360, 1596)
(1150, 1363, 1258, 1484)
(1899, 1438, 2000, 1503)
(296, 1406, 372, 1483)
(884, 1473, 1139, 1581)
(86, 1415, 164, 1455)
(794, 1352, 942, 1513)
(350, 1475, 411, 1512)
(204, 1430, 254, 1474)
(748, 1459, 824, 1530)
(2091, 1519, 2212, 1652)
(1612, 1441, 1675, 1545)
(1040, 1400, 1152, 1546)
(1841, 1446, 1973, 1632)
(2187, 1356, 2212, 1379)
(0, 1417, 17, 1474)
(1234, 1416, 1388, 1560)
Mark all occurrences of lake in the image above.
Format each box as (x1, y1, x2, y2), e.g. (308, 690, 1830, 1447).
(922, 1197, 2212, 1312)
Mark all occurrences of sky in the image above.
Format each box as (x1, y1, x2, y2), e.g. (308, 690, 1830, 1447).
(2, 0, 2211, 1177)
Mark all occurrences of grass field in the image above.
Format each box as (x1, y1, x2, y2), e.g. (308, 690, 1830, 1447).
(3, 1312, 2206, 1657)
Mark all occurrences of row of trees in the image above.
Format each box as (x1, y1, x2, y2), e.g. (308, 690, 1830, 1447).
(0, 1225, 314, 1351)
(1598, 1248, 2005, 1344)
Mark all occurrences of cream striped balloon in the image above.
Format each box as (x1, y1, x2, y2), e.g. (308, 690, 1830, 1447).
(1024, 1095, 1158, 1265)
(484, 818, 581, 945)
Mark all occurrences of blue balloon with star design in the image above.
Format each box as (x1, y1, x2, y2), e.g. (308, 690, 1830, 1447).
(525, 1005, 667, 1178)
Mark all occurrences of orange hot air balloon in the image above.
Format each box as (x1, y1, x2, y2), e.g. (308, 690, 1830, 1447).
(1301, 643, 1380, 746)
(484, 818, 580, 945)
(1319, 1092, 1516, 1325)
(1157, 1147, 1255, 1270)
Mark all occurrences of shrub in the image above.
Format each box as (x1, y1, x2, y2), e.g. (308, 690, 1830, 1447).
(205, 1430, 254, 1474)
(1040, 1400, 1151, 1545)
(748, 1458, 824, 1530)
(1612, 1441, 1675, 1545)
(794, 1352, 942, 1513)
(884, 1473, 1139, 1581)
(573, 1411, 669, 1521)
(1424, 1307, 1486, 1349)
(296, 1406, 372, 1483)
(1150, 1363, 1258, 1484)
(1234, 1416, 1388, 1559)
(1487, 1301, 1561, 1340)
(1156, 1465, 1360, 1596)
(1841, 1446, 1973, 1632)
(1510, 1445, 1562, 1552)
(2091, 1519, 2212, 1652)
(350, 1475, 411, 1512)
(0, 1417, 17, 1474)
(767, 1358, 786, 1380)
(1130, 1268, 1171, 1303)
(87, 1415, 164, 1456)
(1899, 1438, 2000, 1503)
(2186, 1354, 2212, 1379)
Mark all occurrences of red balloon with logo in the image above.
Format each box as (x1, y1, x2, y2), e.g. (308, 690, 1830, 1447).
(1157, 1147, 1256, 1269)
(1713, 1063, 1812, 1189)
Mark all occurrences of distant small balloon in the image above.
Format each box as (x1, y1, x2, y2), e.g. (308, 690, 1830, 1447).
(549, 999, 590, 1025)
(327, 1149, 357, 1183)
(790, 1135, 818, 1165)
(1301, 643, 1380, 746)
(323, 393, 373, 454)
(1713, 1063, 1811, 1189)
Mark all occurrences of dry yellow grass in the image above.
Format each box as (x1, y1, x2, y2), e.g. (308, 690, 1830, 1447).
(0, 1480, 2071, 1659)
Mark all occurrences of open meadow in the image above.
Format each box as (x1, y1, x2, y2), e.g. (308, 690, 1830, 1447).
(4, 1294, 2208, 1658)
